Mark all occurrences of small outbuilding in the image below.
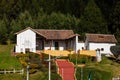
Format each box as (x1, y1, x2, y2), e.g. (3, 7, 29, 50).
(85, 33, 117, 55)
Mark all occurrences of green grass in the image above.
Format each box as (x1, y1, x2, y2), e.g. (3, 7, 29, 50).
(3, 44, 120, 80)
(0, 45, 22, 69)
(30, 71, 62, 80)
(0, 45, 23, 80)
(0, 73, 23, 80)
(75, 56, 120, 80)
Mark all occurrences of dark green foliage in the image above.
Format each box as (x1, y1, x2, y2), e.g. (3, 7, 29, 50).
(110, 46, 120, 58)
(80, 0, 108, 33)
(0, 0, 120, 44)
(110, 1, 120, 44)
(69, 54, 95, 64)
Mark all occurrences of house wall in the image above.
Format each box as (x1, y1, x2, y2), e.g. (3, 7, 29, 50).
(89, 43, 116, 55)
(85, 38, 89, 50)
(77, 42, 85, 51)
(15, 29, 36, 53)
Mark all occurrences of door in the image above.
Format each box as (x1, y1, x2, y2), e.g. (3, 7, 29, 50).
(54, 41, 59, 50)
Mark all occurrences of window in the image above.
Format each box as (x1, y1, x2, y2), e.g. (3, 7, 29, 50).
(101, 48, 104, 51)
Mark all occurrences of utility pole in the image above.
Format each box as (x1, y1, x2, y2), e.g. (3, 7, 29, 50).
(26, 62, 30, 80)
(26, 64, 29, 80)
(46, 53, 62, 80)
(48, 53, 51, 80)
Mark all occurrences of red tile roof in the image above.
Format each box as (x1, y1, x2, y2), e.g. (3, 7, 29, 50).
(86, 33, 117, 43)
(34, 29, 75, 40)
(15, 27, 78, 40)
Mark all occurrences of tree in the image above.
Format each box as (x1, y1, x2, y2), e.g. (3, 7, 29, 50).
(80, 0, 108, 34)
(36, 12, 80, 30)
(110, 46, 120, 59)
(10, 10, 34, 32)
(0, 19, 8, 44)
(110, 1, 120, 43)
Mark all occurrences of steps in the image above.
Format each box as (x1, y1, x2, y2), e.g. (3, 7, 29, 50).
(56, 60, 75, 80)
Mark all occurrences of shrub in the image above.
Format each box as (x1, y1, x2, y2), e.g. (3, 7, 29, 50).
(110, 46, 120, 58)
(16, 53, 28, 58)
(20, 60, 27, 67)
(30, 63, 39, 69)
(29, 69, 37, 74)
(69, 54, 94, 64)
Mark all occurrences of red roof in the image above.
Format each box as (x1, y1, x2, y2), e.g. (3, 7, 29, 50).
(15, 27, 79, 40)
(34, 29, 75, 40)
(86, 33, 117, 43)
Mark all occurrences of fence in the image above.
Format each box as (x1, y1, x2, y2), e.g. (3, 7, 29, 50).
(112, 77, 120, 80)
(0, 69, 24, 74)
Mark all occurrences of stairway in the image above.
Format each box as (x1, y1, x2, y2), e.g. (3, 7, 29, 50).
(56, 60, 75, 80)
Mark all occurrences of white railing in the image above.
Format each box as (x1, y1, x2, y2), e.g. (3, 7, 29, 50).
(0, 69, 24, 74)
(112, 77, 120, 80)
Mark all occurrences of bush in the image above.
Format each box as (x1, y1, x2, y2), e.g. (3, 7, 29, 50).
(110, 46, 120, 58)
(69, 54, 94, 64)
(20, 60, 27, 67)
(29, 69, 37, 74)
(16, 53, 28, 58)
(30, 63, 39, 69)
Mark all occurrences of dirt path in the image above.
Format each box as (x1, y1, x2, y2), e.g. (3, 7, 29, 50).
(55, 60, 75, 80)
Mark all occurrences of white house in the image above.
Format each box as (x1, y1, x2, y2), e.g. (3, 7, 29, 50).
(85, 33, 117, 55)
(77, 41, 85, 50)
(15, 27, 79, 53)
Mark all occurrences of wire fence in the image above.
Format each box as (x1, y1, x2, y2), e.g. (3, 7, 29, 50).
(112, 77, 120, 80)
(0, 69, 24, 74)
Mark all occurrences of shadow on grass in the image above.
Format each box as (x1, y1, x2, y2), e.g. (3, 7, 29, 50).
(107, 56, 120, 64)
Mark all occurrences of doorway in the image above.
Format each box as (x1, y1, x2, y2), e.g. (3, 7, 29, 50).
(54, 41, 59, 50)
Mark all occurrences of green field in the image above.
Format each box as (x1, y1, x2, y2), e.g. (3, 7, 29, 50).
(0, 44, 23, 80)
(0, 45, 22, 69)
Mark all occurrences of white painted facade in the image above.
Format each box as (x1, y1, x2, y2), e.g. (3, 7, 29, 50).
(15, 29, 36, 53)
(77, 42, 85, 51)
(15, 28, 116, 55)
(86, 42, 116, 55)
(15, 28, 77, 53)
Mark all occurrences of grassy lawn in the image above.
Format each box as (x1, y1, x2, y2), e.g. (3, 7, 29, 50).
(0, 44, 22, 69)
(0, 44, 23, 80)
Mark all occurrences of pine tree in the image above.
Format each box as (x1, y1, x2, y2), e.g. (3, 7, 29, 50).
(110, 1, 120, 43)
(80, 0, 108, 34)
